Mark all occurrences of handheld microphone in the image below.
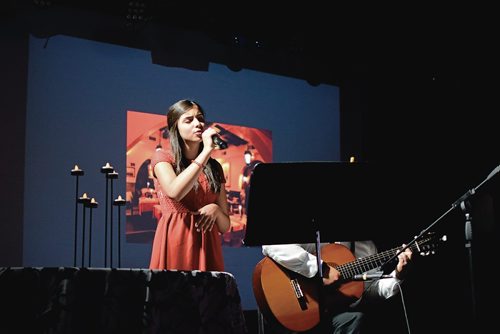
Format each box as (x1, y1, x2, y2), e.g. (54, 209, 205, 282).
(212, 135, 228, 149)
(352, 273, 393, 281)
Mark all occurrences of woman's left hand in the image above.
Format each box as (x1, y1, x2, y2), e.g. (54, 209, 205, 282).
(193, 203, 219, 233)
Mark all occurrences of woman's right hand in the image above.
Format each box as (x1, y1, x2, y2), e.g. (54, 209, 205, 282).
(201, 127, 218, 149)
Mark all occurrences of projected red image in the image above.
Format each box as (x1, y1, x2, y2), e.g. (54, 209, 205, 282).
(126, 111, 272, 247)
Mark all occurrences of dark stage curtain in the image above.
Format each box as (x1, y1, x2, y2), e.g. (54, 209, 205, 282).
(0, 267, 247, 334)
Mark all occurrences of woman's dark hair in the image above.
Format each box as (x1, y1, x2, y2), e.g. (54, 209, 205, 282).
(166, 99, 224, 193)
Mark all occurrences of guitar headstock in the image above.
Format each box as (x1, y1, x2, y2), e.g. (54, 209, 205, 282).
(414, 232, 447, 256)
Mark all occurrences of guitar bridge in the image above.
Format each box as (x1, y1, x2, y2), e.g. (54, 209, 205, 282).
(290, 278, 308, 311)
(290, 278, 304, 299)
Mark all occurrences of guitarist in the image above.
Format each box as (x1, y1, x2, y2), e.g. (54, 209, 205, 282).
(262, 241, 413, 333)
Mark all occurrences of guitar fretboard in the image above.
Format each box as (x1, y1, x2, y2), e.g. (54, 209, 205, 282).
(334, 237, 432, 279)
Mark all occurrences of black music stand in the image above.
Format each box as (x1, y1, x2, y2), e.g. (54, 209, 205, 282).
(244, 161, 387, 247)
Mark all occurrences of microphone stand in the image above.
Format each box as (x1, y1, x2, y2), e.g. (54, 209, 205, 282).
(462, 204, 475, 322)
(380, 164, 500, 325)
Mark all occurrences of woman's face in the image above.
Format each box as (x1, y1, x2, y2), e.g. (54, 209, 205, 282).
(177, 106, 205, 144)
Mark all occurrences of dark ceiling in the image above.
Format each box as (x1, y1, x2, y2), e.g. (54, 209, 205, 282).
(7, 1, 491, 86)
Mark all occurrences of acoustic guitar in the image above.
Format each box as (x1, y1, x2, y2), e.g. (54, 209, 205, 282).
(252, 233, 445, 332)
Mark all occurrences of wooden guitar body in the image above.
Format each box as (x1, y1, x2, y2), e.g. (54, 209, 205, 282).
(252, 244, 363, 332)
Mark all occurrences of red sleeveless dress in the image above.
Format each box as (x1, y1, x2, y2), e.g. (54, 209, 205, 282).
(148, 150, 225, 271)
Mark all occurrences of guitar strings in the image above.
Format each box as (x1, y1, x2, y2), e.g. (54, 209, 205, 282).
(337, 248, 400, 278)
(337, 239, 430, 278)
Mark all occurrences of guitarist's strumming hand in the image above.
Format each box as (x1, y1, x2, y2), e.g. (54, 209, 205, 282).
(395, 244, 413, 280)
(322, 263, 341, 286)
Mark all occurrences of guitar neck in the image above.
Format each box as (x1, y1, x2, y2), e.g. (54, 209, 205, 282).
(335, 240, 424, 280)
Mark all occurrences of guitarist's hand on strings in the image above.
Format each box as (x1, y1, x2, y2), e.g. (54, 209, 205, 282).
(395, 244, 413, 280)
(322, 263, 341, 286)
